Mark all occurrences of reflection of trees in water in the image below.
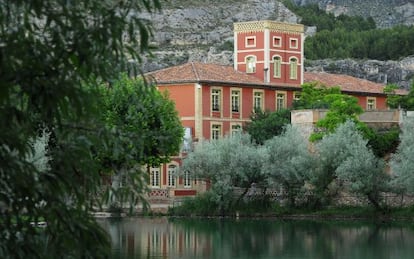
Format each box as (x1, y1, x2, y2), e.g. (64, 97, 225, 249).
(100, 218, 414, 259)
(174, 219, 414, 259)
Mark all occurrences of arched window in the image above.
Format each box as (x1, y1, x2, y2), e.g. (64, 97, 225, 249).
(246, 56, 256, 73)
(273, 56, 281, 78)
(289, 57, 298, 79)
(167, 165, 176, 187)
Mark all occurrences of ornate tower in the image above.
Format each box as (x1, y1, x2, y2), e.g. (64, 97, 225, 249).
(234, 20, 304, 86)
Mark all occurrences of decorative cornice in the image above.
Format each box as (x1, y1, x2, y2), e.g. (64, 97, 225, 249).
(234, 20, 304, 34)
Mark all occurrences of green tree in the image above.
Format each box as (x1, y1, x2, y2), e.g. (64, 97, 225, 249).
(390, 117, 414, 193)
(244, 109, 291, 144)
(310, 93, 364, 141)
(312, 120, 388, 209)
(295, 82, 398, 156)
(388, 82, 414, 110)
(293, 82, 341, 110)
(97, 74, 183, 209)
(285, 0, 414, 60)
(293, 83, 365, 141)
(333, 121, 389, 210)
(0, 0, 163, 258)
(402, 86, 414, 110)
(384, 84, 404, 108)
(182, 134, 267, 215)
(263, 125, 313, 207)
(310, 119, 348, 207)
(368, 127, 400, 158)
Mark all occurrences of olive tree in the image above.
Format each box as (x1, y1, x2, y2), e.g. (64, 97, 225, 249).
(334, 122, 389, 210)
(263, 125, 314, 207)
(0, 0, 163, 258)
(314, 120, 389, 210)
(182, 133, 267, 214)
(390, 117, 414, 193)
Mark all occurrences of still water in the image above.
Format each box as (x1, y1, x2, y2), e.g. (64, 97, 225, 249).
(98, 217, 414, 259)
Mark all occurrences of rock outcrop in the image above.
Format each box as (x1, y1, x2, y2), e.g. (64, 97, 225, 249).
(306, 56, 414, 89)
(138, 0, 414, 89)
(292, 0, 414, 28)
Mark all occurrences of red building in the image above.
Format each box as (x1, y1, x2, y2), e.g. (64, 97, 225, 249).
(234, 20, 304, 86)
(144, 20, 401, 200)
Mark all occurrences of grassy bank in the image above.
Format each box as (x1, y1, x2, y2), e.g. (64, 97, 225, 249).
(167, 195, 414, 221)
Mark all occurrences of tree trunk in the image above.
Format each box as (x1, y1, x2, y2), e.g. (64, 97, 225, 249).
(235, 187, 249, 206)
(367, 192, 383, 211)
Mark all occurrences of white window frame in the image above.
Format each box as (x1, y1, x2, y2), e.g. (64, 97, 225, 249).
(290, 38, 298, 49)
(273, 36, 282, 47)
(253, 90, 264, 111)
(276, 91, 287, 111)
(183, 171, 191, 188)
(150, 166, 161, 188)
(167, 164, 177, 187)
(231, 123, 242, 136)
(273, 56, 282, 78)
(211, 88, 221, 112)
(367, 97, 376, 110)
(231, 89, 240, 113)
(211, 123, 222, 140)
(245, 36, 256, 48)
(293, 92, 301, 101)
(246, 56, 256, 73)
(289, 57, 298, 80)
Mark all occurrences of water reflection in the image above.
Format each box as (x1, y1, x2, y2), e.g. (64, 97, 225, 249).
(98, 217, 414, 259)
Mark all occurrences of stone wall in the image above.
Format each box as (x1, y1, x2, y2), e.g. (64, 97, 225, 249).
(238, 186, 414, 208)
(291, 109, 404, 139)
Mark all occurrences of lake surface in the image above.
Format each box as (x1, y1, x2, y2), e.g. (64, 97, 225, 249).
(98, 217, 414, 259)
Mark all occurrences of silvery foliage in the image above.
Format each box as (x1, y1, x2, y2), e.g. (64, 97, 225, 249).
(316, 120, 365, 171)
(182, 133, 267, 206)
(318, 120, 387, 204)
(224, 133, 268, 189)
(312, 120, 364, 195)
(25, 129, 51, 174)
(263, 125, 313, 200)
(390, 117, 414, 193)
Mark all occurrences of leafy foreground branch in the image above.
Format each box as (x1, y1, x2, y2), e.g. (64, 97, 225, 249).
(0, 1, 168, 258)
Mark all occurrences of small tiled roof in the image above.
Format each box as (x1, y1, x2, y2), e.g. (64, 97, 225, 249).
(146, 62, 265, 86)
(304, 71, 407, 95)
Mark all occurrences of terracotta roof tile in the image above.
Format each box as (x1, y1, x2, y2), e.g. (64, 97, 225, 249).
(145, 62, 407, 95)
(305, 72, 395, 95)
(146, 62, 264, 86)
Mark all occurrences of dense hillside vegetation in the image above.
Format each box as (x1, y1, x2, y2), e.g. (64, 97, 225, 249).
(283, 1, 414, 60)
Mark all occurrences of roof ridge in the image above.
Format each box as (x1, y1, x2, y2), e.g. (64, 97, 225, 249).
(191, 62, 200, 81)
(305, 71, 385, 86)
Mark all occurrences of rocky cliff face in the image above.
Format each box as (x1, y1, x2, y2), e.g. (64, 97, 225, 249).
(293, 0, 414, 28)
(139, 0, 414, 89)
(142, 0, 298, 71)
(306, 56, 414, 89)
